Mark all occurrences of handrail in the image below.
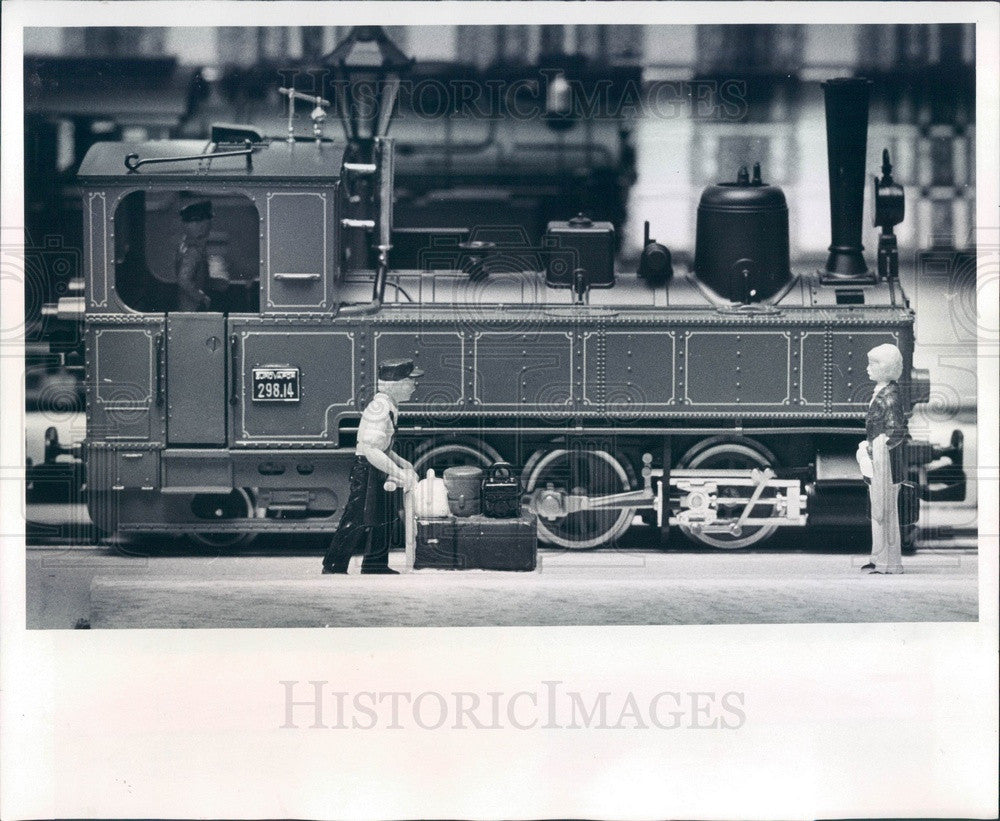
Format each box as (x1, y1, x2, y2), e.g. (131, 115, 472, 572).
(124, 140, 255, 172)
(229, 335, 240, 405)
(154, 333, 165, 407)
(274, 272, 321, 282)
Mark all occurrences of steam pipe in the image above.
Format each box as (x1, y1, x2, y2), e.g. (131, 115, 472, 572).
(820, 78, 874, 283)
(376, 137, 394, 249)
(336, 272, 385, 316)
(374, 136, 394, 303)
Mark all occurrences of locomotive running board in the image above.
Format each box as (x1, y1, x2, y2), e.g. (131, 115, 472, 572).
(116, 519, 339, 533)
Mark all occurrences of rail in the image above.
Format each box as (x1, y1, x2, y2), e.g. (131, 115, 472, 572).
(124, 140, 255, 172)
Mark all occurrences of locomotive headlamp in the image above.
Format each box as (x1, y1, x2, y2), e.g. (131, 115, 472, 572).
(873, 149, 905, 231)
(872, 148, 906, 284)
(323, 26, 413, 152)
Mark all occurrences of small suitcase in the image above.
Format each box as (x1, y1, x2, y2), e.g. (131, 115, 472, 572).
(481, 462, 522, 518)
(415, 514, 537, 571)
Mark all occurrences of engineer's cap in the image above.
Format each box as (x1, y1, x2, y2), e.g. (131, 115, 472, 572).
(180, 200, 213, 222)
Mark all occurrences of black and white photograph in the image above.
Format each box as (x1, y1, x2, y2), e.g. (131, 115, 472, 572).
(13, 15, 987, 628)
(2, 2, 997, 818)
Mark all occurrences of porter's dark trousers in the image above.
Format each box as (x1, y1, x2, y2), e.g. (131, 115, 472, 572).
(322, 456, 399, 572)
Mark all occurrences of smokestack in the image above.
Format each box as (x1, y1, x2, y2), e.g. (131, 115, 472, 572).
(820, 78, 874, 282)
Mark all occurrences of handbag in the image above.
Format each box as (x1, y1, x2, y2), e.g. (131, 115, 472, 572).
(481, 462, 522, 518)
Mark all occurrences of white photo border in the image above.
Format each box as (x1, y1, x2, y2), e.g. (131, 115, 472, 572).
(2, 2, 998, 819)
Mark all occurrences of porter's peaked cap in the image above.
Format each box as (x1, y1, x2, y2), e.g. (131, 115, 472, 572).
(378, 358, 424, 381)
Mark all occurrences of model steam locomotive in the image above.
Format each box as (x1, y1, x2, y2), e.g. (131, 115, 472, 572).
(46, 49, 965, 551)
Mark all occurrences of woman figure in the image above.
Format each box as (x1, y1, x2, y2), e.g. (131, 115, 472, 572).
(856, 343, 907, 574)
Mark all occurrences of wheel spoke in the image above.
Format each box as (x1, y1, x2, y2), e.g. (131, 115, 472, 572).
(526, 448, 635, 549)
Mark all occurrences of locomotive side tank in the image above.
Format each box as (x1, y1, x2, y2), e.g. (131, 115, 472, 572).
(70, 75, 962, 552)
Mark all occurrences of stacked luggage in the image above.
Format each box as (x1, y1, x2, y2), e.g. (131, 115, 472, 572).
(414, 463, 537, 571)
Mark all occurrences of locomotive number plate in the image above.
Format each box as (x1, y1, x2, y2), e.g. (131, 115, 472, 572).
(252, 367, 300, 402)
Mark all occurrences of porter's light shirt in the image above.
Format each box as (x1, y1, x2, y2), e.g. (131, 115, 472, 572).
(355, 392, 399, 456)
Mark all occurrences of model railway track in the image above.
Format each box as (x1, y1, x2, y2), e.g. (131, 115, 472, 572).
(24, 507, 980, 551)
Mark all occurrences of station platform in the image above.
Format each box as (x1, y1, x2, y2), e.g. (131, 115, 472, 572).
(77, 551, 978, 628)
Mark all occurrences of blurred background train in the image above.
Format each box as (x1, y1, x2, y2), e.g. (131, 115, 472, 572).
(21, 23, 976, 550)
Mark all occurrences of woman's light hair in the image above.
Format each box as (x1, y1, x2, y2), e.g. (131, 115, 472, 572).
(868, 343, 903, 381)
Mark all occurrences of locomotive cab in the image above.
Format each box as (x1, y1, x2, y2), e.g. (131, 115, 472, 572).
(78, 137, 352, 542)
(80, 137, 343, 314)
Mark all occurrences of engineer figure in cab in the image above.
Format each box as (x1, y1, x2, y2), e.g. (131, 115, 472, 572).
(322, 359, 422, 575)
(175, 199, 214, 311)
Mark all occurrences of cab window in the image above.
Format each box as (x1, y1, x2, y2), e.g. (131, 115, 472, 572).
(114, 189, 259, 312)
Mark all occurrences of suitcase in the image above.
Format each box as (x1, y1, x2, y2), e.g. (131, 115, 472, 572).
(481, 462, 522, 518)
(415, 514, 537, 571)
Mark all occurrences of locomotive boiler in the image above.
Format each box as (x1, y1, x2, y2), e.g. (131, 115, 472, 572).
(58, 71, 965, 551)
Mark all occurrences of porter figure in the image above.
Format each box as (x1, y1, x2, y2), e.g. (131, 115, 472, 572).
(322, 359, 422, 574)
